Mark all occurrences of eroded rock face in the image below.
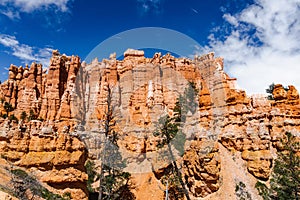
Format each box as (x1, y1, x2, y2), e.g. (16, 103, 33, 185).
(241, 150, 272, 179)
(0, 128, 87, 199)
(74, 50, 300, 199)
(183, 140, 220, 197)
(0, 49, 299, 199)
(0, 50, 80, 130)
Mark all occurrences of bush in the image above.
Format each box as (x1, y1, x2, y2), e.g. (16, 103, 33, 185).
(266, 83, 275, 100)
(11, 169, 28, 178)
(42, 189, 71, 200)
(20, 111, 27, 121)
(9, 114, 18, 122)
(85, 160, 97, 193)
(235, 181, 251, 200)
(28, 109, 37, 121)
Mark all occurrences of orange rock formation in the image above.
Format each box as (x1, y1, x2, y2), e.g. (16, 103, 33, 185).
(0, 49, 299, 199)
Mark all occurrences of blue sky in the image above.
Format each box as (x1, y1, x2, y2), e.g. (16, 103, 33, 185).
(0, 0, 299, 94)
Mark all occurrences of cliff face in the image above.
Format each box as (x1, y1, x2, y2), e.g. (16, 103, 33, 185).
(0, 126, 88, 199)
(0, 50, 80, 129)
(0, 50, 87, 200)
(0, 49, 299, 199)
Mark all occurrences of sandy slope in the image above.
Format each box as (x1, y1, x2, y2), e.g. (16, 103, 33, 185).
(202, 143, 262, 200)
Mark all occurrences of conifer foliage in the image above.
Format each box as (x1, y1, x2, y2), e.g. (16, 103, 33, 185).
(256, 132, 300, 200)
(153, 82, 198, 200)
(85, 86, 134, 200)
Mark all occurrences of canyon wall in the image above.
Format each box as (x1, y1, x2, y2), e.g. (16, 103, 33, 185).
(0, 50, 87, 199)
(0, 49, 299, 199)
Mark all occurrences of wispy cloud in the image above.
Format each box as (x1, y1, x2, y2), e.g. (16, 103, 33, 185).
(0, 0, 72, 20)
(191, 8, 199, 14)
(222, 13, 238, 27)
(0, 0, 71, 12)
(0, 34, 54, 67)
(0, 8, 20, 20)
(137, 0, 164, 15)
(199, 0, 300, 94)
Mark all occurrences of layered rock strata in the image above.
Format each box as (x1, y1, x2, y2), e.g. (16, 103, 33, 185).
(0, 125, 88, 199)
(0, 49, 299, 199)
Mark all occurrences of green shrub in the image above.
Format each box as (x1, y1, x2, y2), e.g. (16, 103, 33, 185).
(85, 160, 97, 193)
(20, 111, 27, 121)
(9, 114, 18, 122)
(266, 83, 275, 100)
(235, 181, 252, 200)
(11, 169, 28, 178)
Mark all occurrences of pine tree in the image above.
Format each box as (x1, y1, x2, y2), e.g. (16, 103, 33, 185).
(266, 83, 289, 100)
(271, 132, 300, 199)
(153, 82, 198, 200)
(256, 132, 300, 200)
(20, 111, 27, 121)
(28, 109, 37, 121)
(4, 102, 13, 117)
(97, 86, 134, 200)
(266, 83, 275, 100)
(154, 113, 188, 200)
(100, 144, 132, 200)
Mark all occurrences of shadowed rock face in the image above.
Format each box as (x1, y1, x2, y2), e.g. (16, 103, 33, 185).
(0, 49, 299, 199)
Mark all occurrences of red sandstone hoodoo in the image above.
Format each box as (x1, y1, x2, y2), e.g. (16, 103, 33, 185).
(0, 49, 299, 200)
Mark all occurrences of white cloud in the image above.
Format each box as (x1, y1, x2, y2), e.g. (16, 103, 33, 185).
(137, 0, 164, 15)
(223, 13, 238, 27)
(0, 34, 18, 46)
(200, 0, 300, 94)
(0, 34, 53, 67)
(0, 0, 70, 12)
(0, 9, 20, 20)
(191, 8, 199, 14)
(0, 0, 72, 20)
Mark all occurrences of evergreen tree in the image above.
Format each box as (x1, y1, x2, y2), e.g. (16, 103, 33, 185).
(153, 82, 198, 200)
(28, 109, 37, 121)
(256, 132, 300, 200)
(100, 145, 132, 199)
(271, 132, 300, 199)
(235, 181, 252, 200)
(90, 86, 134, 200)
(266, 83, 289, 100)
(4, 102, 13, 117)
(154, 113, 188, 200)
(20, 111, 27, 121)
(266, 83, 275, 100)
(100, 119, 132, 200)
(85, 160, 97, 193)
